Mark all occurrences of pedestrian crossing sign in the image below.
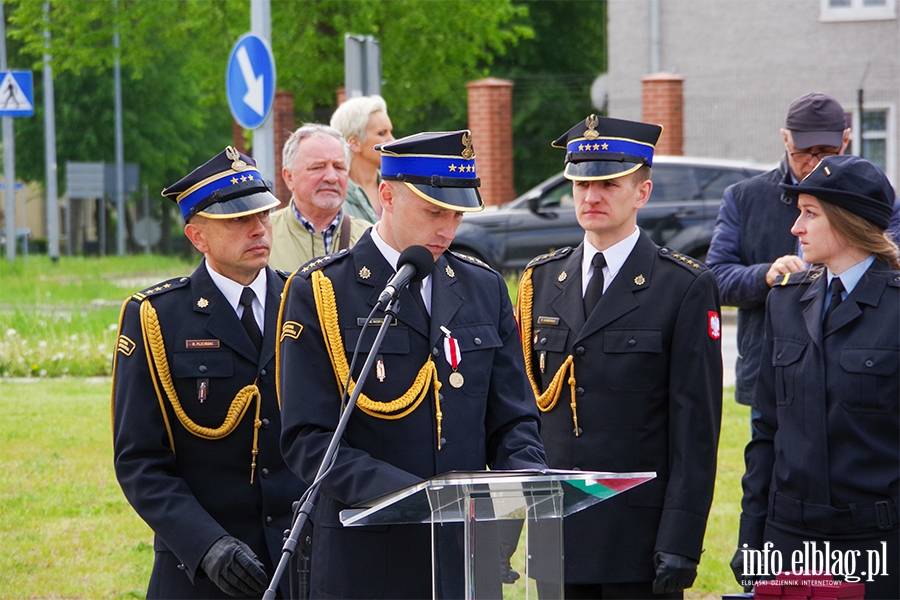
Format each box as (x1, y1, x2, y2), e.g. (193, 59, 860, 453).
(0, 71, 34, 118)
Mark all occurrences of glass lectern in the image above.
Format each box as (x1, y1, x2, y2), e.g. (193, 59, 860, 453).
(340, 470, 654, 600)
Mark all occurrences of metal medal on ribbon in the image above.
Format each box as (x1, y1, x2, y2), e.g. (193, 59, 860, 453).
(441, 326, 464, 388)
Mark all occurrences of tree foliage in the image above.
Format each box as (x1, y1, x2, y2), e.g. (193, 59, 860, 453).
(491, 0, 607, 193)
(9, 0, 531, 135)
(5, 0, 604, 245)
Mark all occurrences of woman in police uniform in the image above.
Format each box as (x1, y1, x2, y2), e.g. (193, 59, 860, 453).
(734, 155, 899, 599)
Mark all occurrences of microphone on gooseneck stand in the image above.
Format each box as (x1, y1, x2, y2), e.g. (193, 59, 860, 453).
(377, 245, 434, 307)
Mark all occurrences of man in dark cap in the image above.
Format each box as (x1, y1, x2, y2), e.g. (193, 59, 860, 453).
(707, 92, 900, 416)
(112, 147, 306, 598)
(278, 130, 547, 599)
(518, 115, 722, 598)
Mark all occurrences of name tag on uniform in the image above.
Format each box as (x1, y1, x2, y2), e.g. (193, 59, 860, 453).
(357, 317, 397, 327)
(185, 339, 220, 349)
(537, 316, 560, 326)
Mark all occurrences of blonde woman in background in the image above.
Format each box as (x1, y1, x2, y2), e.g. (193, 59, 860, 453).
(330, 95, 394, 223)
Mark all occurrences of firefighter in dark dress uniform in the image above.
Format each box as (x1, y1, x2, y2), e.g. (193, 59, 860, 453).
(112, 148, 306, 598)
(277, 130, 547, 599)
(518, 115, 723, 599)
(732, 155, 900, 599)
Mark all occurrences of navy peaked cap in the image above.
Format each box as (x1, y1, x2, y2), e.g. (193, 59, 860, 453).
(780, 154, 894, 230)
(162, 147, 280, 221)
(553, 115, 663, 181)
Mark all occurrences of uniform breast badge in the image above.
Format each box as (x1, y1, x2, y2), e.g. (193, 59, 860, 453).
(376, 356, 386, 382)
(440, 326, 464, 388)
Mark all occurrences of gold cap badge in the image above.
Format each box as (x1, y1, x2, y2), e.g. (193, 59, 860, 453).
(583, 114, 600, 140)
(461, 132, 475, 160)
(225, 146, 247, 171)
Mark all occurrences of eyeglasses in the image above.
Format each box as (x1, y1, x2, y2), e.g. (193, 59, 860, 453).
(789, 150, 839, 162)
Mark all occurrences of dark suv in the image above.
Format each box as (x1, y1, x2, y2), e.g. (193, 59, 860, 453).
(450, 155, 771, 271)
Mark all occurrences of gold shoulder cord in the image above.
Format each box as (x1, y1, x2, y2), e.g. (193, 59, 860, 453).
(310, 270, 445, 449)
(275, 270, 300, 410)
(517, 268, 581, 437)
(140, 300, 263, 483)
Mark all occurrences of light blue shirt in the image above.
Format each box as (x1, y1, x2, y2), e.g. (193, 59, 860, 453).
(824, 254, 875, 313)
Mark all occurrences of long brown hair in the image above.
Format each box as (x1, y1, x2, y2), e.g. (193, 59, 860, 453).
(819, 201, 900, 270)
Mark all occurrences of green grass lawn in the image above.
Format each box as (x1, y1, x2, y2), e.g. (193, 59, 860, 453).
(0, 255, 195, 377)
(0, 378, 153, 598)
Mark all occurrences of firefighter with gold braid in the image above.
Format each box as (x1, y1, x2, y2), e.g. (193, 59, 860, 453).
(277, 130, 547, 599)
(112, 148, 306, 598)
(518, 116, 722, 599)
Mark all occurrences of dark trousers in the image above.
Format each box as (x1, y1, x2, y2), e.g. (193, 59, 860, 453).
(765, 519, 899, 600)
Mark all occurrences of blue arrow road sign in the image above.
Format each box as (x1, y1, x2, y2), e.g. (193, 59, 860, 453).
(0, 71, 34, 118)
(226, 34, 276, 130)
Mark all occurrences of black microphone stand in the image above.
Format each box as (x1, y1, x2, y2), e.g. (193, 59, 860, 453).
(264, 295, 402, 599)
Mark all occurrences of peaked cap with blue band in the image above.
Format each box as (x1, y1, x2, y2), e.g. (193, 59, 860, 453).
(779, 154, 895, 230)
(375, 130, 484, 212)
(162, 146, 280, 221)
(553, 114, 663, 181)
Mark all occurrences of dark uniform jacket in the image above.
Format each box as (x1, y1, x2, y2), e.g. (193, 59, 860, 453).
(112, 262, 306, 599)
(278, 230, 547, 599)
(520, 232, 722, 584)
(739, 261, 900, 549)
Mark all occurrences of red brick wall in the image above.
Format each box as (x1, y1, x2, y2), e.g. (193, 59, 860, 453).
(273, 91, 295, 208)
(641, 73, 684, 156)
(232, 118, 248, 155)
(466, 78, 515, 206)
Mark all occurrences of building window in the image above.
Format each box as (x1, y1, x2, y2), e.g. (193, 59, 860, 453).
(820, 0, 896, 20)
(850, 106, 895, 185)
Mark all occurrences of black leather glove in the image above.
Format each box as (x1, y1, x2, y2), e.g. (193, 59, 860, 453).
(200, 535, 268, 597)
(652, 551, 698, 594)
(730, 547, 756, 592)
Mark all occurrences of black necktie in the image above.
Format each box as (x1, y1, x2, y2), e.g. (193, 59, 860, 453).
(823, 277, 844, 328)
(583, 252, 607, 318)
(409, 280, 430, 323)
(239, 287, 263, 353)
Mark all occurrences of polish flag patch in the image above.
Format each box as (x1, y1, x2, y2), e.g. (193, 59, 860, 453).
(708, 311, 721, 340)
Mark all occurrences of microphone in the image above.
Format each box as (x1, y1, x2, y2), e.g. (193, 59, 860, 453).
(377, 245, 434, 306)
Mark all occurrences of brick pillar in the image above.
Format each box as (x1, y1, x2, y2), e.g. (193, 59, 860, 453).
(232, 119, 248, 155)
(641, 73, 684, 156)
(466, 77, 514, 206)
(273, 91, 295, 208)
